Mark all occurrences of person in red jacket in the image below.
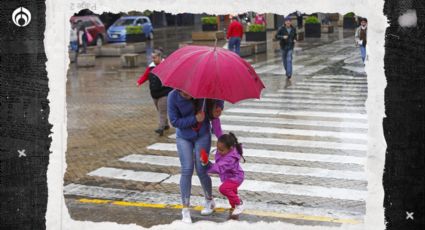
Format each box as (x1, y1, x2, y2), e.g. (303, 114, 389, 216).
(226, 17, 244, 56)
(137, 48, 173, 136)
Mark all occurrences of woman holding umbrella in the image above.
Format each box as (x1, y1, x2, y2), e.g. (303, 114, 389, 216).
(152, 45, 265, 223)
(167, 90, 223, 223)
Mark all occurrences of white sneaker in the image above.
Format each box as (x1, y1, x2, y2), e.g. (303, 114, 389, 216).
(200, 199, 215, 215)
(181, 208, 192, 223)
(232, 201, 244, 215)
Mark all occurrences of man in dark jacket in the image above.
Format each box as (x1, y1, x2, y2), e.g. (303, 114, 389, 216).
(275, 17, 297, 80)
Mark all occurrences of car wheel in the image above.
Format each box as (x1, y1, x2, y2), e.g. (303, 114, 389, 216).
(148, 31, 154, 40)
(96, 36, 103, 47)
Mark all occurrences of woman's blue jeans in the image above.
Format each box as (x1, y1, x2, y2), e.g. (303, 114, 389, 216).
(176, 132, 212, 206)
(360, 45, 366, 63)
(281, 48, 293, 77)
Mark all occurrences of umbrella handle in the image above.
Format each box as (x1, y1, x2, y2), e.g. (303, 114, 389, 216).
(201, 98, 206, 112)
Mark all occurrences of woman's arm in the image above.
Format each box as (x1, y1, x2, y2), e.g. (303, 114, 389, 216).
(167, 95, 198, 128)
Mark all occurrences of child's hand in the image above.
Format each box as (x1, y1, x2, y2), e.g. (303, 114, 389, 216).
(200, 148, 209, 166)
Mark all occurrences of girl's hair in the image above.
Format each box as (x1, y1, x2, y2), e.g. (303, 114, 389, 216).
(152, 47, 164, 58)
(217, 132, 246, 162)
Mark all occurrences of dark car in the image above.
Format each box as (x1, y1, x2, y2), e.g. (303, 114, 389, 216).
(70, 15, 107, 46)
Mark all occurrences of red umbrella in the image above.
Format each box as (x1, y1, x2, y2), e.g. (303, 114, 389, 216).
(151, 45, 265, 104)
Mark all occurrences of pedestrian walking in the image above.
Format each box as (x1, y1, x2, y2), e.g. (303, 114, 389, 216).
(76, 21, 88, 54)
(355, 18, 368, 63)
(200, 132, 245, 219)
(227, 17, 244, 56)
(69, 21, 78, 61)
(137, 48, 173, 136)
(296, 11, 303, 29)
(167, 90, 224, 223)
(254, 13, 266, 26)
(275, 17, 297, 80)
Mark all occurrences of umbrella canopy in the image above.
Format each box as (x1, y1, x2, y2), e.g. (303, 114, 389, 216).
(151, 45, 265, 104)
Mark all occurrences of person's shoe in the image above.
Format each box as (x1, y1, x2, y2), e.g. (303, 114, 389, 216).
(227, 208, 235, 220)
(154, 128, 164, 136)
(181, 208, 192, 223)
(232, 201, 244, 215)
(200, 199, 215, 215)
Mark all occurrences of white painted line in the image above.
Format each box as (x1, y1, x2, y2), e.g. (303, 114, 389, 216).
(312, 75, 365, 80)
(276, 89, 367, 97)
(256, 97, 365, 106)
(251, 57, 281, 68)
(220, 115, 368, 129)
(226, 108, 367, 120)
(88, 167, 170, 183)
(64, 183, 365, 219)
(168, 134, 367, 151)
(308, 79, 367, 84)
(297, 65, 328, 75)
(86, 168, 367, 201)
(147, 143, 366, 165)
(220, 124, 367, 141)
(264, 93, 366, 101)
(119, 154, 366, 181)
(343, 66, 366, 74)
(255, 65, 282, 74)
(280, 86, 367, 93)
(296, 82, 367, 88)
(240, 102, 366, 112)
(166, 174, 367, 201)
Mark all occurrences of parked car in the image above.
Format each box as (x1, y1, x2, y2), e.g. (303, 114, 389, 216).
(70, 15, 107, 46)
(107, 16, 154, 42)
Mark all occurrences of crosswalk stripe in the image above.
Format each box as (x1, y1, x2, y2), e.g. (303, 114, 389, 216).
(64, 184, 364, 222)
(168, 134, 367, 152)
(251, 57, 281, 68)
(255, 97, 365, 106)
(168, 174, 367, 201)
(307, 79, 367, 84)
(264, 93, 366, 101)
(296, 82, 367, 88)
(87, 167, 367, 201)
(220, 115, 368, 129)
(220, 124, 367, 141)
(147, 143, 366, 165)
(276, 89, 367, 97)
(119, 154, 366, 181)
(87, 168, 170, 183)
(343, 66, 366, 74)
(255, 65, 282, 74)
(226, 108, 367, 120)
(312, 75, 365, 80)
(280, 86, 367, 93)
(297, 65, 328, 75)
(240, 102, 366, 112)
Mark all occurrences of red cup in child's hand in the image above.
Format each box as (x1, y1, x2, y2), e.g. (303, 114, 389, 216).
(200, 148, 209, 166)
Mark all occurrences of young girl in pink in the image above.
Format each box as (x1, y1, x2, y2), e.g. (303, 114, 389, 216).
(200, 132, 245, 218)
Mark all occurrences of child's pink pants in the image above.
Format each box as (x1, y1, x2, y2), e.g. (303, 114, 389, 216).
(219, 180, 241, 208)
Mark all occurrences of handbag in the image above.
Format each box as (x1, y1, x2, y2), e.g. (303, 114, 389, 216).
(85, 30, 93, 43)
